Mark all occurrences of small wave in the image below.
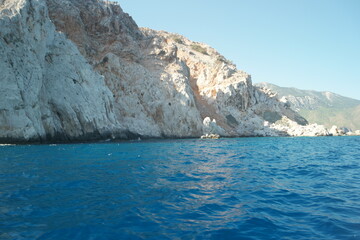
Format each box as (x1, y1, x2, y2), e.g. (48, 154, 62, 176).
(0, 136, 359, 239)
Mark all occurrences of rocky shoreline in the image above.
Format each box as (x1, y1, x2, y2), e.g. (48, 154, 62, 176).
(0, 0, 358, 144)
(1, 133, 360, 145)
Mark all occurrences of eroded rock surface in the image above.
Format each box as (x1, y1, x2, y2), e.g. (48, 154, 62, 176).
(0, 0, 335, 143)
(0, 0, 122, 142)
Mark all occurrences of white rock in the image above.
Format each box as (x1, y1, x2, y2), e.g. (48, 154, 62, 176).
(329, 125, 347, 136)
(0, 0, 122, 142)
(0, 0, 339, 142)
(270, 117, 330, 137)
(203, 117, 225, 136)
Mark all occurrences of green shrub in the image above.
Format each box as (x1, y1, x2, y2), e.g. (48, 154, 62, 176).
(191, 44, 208, 55)
(216, 56, 235, 66)
(173, 38, 184, 44)
(217, 56, 227, 63)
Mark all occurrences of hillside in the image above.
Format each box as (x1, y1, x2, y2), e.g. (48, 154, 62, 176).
(0, 0, 332, 143)
(256, 82, 360, 130)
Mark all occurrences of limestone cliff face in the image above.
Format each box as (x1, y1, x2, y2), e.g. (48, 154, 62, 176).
(46, 0, 205, 138)
(0, 0, 323, 143)
(142, 30, 311, 136)
(0, 0, 122, 142)
(45, 0, 309, 138)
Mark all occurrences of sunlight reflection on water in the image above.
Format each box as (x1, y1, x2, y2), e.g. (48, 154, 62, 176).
(0, 137, 360, 239)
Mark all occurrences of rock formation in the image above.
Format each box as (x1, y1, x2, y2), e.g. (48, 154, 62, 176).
(329, 125, 360, 136)
(0, 0, 123, 143)
(0, 0, 342, 143)
(256, 82, 360, 131)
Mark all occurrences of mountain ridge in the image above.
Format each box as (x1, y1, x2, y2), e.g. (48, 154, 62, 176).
(255, 82, 360, 130)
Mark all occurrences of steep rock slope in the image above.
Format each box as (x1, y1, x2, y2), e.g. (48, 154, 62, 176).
(0, 0, 123, 143)
(0, 0, 324, 143)
(46, 0, 204, 138)
(256, 82, 360, 130)
(46, 0, 311, 138)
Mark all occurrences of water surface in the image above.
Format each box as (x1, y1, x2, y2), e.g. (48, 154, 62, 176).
(1, 137, 360, 239)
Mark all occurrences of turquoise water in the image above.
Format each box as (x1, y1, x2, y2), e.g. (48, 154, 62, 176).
(1, 137, 360, 240)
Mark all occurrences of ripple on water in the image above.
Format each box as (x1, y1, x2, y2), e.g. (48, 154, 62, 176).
(0, 137, 359, 239)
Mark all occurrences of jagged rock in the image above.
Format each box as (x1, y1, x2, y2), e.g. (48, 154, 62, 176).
(329, 125, 346, 136)
(203, 117, 225, 136)
(329, 126, 338, 136)
(270, 117, 330, 137)
(46, 0, 204, 138)
(0, 0, 343, 143)
(0, 0, 122, 142)
(330, 126, 355, 136)
(45, 0, 314, 139)
(340, 127, 351, 134)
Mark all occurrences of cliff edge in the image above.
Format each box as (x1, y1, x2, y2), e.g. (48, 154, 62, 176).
(0, 0, 328, 143)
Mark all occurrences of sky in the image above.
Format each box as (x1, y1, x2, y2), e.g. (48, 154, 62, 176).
(117, 0, 360, 100)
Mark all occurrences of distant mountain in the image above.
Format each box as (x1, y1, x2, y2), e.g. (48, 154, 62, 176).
(255, 82, 360, 130)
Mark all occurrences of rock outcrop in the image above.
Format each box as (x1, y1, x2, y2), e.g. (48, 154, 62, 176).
(256, 82, 360, 131)
(0, 0, 123, 143)
(46, 0, 205, 138)
(270, 117, 330, 137)
(0, 0, 341, 143)
(329, 125, 360, 136)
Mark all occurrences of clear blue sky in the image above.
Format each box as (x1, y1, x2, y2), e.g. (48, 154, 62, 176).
(118, 0, 360, 100)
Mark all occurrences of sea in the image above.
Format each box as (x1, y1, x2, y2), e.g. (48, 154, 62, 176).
(0, 136, 359, 240)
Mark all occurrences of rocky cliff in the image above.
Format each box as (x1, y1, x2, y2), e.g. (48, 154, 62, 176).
(0, 0, 329, 143)
(0, 0, 125, 143)
(256, 82, 360, 130)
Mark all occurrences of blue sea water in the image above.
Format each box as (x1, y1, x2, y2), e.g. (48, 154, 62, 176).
(0, 136, 360, 240)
